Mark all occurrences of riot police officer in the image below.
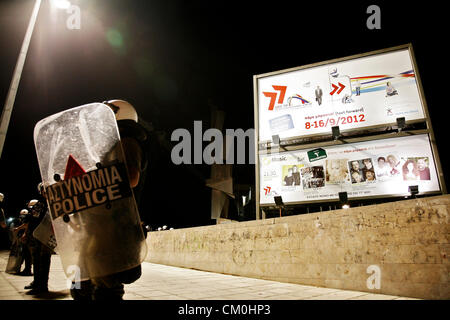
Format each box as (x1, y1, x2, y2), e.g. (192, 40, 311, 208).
(24, 183, 53, 295)
(70, 100, 150, 300)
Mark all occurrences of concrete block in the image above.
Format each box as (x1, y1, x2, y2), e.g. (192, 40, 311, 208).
(271, 223, 289, 238)
(145, 194, 450, 299)
(381, 281, 442, 300)
(439, 283, 450, 299)
(440, 244, 450, 265)
(382, 263, 443, 284)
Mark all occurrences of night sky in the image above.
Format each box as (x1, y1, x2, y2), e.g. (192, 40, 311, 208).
(0, 0, 448, 240)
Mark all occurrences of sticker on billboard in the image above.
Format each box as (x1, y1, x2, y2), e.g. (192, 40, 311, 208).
(308, 148, 327, 162)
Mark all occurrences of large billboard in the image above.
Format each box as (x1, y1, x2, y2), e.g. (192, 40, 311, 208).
(259, 134, 440, 205)
(255, 45, 425, 142)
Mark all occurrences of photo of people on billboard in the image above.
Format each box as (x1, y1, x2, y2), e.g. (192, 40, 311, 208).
(386, 154, 401, 178)
(301, 166, 325, 189)
(325, 159, 350, 184)
(401, 157, 431, 181)
(348, 158, 376, 184)
(402, 159, 419, 181)
(375, 156, 391, 181)
(282, 165, 302, 186)
(415, 157, 431, 180)
(374, 154, 402, 181)
(362, 158, 376, 182)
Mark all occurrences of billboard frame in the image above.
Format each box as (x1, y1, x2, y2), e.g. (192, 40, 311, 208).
(253, 43, 446, 218)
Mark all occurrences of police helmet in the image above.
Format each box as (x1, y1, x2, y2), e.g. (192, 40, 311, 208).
(28, 199, 39, 208)
(102, 99, 138, 122)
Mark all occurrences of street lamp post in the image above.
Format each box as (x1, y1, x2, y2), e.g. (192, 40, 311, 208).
(0, 0, 42, 159)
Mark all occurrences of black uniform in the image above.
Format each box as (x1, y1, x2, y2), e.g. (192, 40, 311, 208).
(26, 198, 52, 293)
(17, 212, 33, 275)
(0, 206, 10, 250)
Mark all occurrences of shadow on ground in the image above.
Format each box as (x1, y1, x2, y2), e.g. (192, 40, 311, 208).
(27, 290, 70, 300)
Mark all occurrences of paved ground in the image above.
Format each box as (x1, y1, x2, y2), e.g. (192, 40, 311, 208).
(0, 250, 417, 300)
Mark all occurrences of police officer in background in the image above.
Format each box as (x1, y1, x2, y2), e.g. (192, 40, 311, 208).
(0, 193, 6, 229)
(70, 100, 150, 300)
(24, 183, 53, 295)
(0, 193, 8, 250)
(14, 208, 33, 276)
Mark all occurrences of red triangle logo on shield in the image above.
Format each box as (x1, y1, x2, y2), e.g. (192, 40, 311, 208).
(64, 154, 86, 180)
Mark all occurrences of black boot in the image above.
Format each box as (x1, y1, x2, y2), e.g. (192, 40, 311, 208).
(25, 287, 48, 295)
(92, 284, 124, 300)
(70, 280, 93, 301)
(18, 269, 33, 276)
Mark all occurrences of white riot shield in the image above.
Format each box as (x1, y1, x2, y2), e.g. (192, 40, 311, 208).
(34, 103, 147, 281)
(5, 233, 24, 274)
(33, 211, 58, 253)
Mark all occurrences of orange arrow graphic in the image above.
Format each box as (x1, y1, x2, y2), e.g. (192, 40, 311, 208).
(330, 82, 346, 95)
(337, 82, 345, 94)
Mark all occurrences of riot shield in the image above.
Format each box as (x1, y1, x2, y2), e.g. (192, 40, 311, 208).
(33, 103, 147, 281)
(32, 211, 58, 253)
(5, 232, 24, 274)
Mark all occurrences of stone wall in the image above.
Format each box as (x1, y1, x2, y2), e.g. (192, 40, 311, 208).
(145, 195, 450, 299)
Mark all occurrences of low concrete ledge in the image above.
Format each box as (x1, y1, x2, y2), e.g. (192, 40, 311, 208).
(145, 195, 450, 299)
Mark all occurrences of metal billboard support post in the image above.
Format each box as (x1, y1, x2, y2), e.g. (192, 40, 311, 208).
(253, 75, 261, 219)
(408, 44, 447, 194)
(0, 0, 42, 159)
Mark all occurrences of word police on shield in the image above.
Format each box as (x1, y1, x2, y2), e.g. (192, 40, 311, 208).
(46, 162, 132, 219)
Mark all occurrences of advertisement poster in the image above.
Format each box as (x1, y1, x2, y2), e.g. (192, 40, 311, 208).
(256, 47, 425, 142)
(259, 134, 440, 205)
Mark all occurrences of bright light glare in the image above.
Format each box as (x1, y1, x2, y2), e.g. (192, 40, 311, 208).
(51, 0, 71, 9)
(342, 204, 350, 209)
